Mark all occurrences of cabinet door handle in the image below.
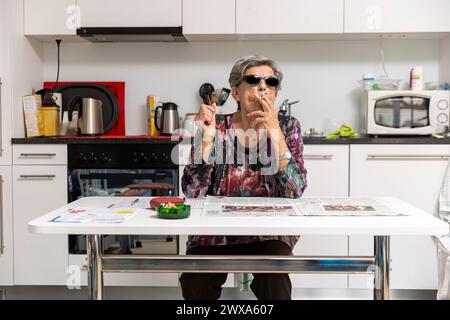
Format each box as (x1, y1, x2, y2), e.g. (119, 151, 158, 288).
(19, 175, 56, 180)
(0, 175, 4, 255)
(19, 153, 56, 158)
(367, 154, 450, 161)
(304, 154, 333, 160)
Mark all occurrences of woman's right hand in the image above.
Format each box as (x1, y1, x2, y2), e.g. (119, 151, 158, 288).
(195, 103, 216, 142)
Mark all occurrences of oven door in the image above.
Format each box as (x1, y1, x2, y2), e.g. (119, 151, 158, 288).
(373, 96, 430, 129)
(68, 168, 179, 255)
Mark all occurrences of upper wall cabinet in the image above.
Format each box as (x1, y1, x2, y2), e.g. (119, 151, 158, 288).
(77, 0, 182, 28)
(183, 0, 236, 40)
(236, 0, 344, 36)
(24, 0, 77, 36)
(345, 0, 450, 33)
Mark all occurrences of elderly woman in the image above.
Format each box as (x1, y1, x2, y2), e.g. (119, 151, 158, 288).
(180, 55, 307, 300)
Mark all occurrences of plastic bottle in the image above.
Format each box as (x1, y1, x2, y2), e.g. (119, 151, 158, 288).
(409, 67, 424, 91)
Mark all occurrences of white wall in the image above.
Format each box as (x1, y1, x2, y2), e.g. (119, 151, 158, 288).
(42, 39, 439, 135)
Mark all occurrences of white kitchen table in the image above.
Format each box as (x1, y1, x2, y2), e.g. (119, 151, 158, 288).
(28, 196, 449, 300)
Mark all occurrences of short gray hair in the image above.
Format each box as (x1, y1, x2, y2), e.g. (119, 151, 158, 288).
(228, 55, 283, 91)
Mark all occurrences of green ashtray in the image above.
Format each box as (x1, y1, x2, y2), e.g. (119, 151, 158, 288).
(157, 203, 190, 219)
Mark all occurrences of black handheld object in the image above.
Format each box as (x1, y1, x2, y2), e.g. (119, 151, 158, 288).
(199, 83, 215, 104)
(198, 83, 215, 125)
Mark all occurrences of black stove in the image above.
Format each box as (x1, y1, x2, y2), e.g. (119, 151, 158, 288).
(67, 143, 181, 255)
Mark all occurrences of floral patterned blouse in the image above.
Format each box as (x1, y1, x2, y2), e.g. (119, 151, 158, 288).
(182, 113, 308, 250)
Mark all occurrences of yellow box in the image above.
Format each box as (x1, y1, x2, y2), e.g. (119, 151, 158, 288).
(22, 95, 44, 138)
(147, 95, 161, 136)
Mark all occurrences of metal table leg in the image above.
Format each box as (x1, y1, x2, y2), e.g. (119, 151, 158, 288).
(374, 236, 390, 300)
(87, 234, 104, 300)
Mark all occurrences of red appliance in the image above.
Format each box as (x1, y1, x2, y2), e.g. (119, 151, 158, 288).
(43, 81, 125, 136)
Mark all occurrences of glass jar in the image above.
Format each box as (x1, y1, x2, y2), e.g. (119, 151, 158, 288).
(182, 113, 198, 137)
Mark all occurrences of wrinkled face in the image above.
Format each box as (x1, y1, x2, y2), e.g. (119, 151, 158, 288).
(231, 65, 278, 114)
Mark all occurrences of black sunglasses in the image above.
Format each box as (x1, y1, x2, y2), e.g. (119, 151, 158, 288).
(242, 75, 280, 88)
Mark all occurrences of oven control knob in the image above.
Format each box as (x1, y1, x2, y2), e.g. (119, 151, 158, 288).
(133, 153, 148, 164)
(438, 99, 449, 110)
(149, 153, 158, 163)
(438, 113, 449, 124)
(161, 153, 169, 163)
(78, 154, 88, 164)
(88, 153, 98, 164)
(99, 153, 110, 164)
(139, 153, 148, 164)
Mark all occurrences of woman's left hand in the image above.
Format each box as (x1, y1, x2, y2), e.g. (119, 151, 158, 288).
(247, 93, 281, 139)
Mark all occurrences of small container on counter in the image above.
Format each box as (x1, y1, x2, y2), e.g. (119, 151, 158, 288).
(358, 76, 401, 91)
(147, 95, 161, 136)
(182, 112, 198, 137)
(409, 66, 424, 91)
(425, 81, 450, 91)
(40, 105, 60, 136)
(360, 73, 375, 90)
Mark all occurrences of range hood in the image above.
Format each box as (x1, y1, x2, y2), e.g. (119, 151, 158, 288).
(77, 27, 186, 42)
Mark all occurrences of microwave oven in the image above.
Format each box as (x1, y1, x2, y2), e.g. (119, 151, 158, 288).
(363, 90, 450, 135)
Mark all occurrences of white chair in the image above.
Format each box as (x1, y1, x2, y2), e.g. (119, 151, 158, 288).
(436, 160, 450, 299)
(434, 235, 450, 300)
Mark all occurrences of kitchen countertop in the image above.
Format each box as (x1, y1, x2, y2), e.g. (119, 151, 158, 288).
(11, 135, 450, 144)
(11, 136, 187, 144)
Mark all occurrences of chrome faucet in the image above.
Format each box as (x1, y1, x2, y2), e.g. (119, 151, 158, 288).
(278, 99, 299, 116)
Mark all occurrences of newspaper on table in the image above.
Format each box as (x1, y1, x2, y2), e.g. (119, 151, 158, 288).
(50, 207, 138, 223)
(293, 198, 407, 216)
(49, 198, 148, 223)
(201, 196, 407, 217)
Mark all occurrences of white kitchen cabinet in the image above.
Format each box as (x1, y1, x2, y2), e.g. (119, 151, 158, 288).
(183, 0, 236, 40)
(345, 0, 450, 33)
(301, 145, 349, 197)
(0, 4, 12, 166)
(349, 144, 450, 289)
(13, 164, 68, 285)
(77, 0, 182, 28)
(0, 166, 13, 285)
(24, 0, 78, 36)
(291, 145, 349, 288)
(13, 144, 67, 165)
(236, 0, 344, 36)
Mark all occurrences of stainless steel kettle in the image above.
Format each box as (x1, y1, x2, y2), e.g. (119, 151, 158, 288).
(154, 102, 180, 135)
(67, 97, 104, 136)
